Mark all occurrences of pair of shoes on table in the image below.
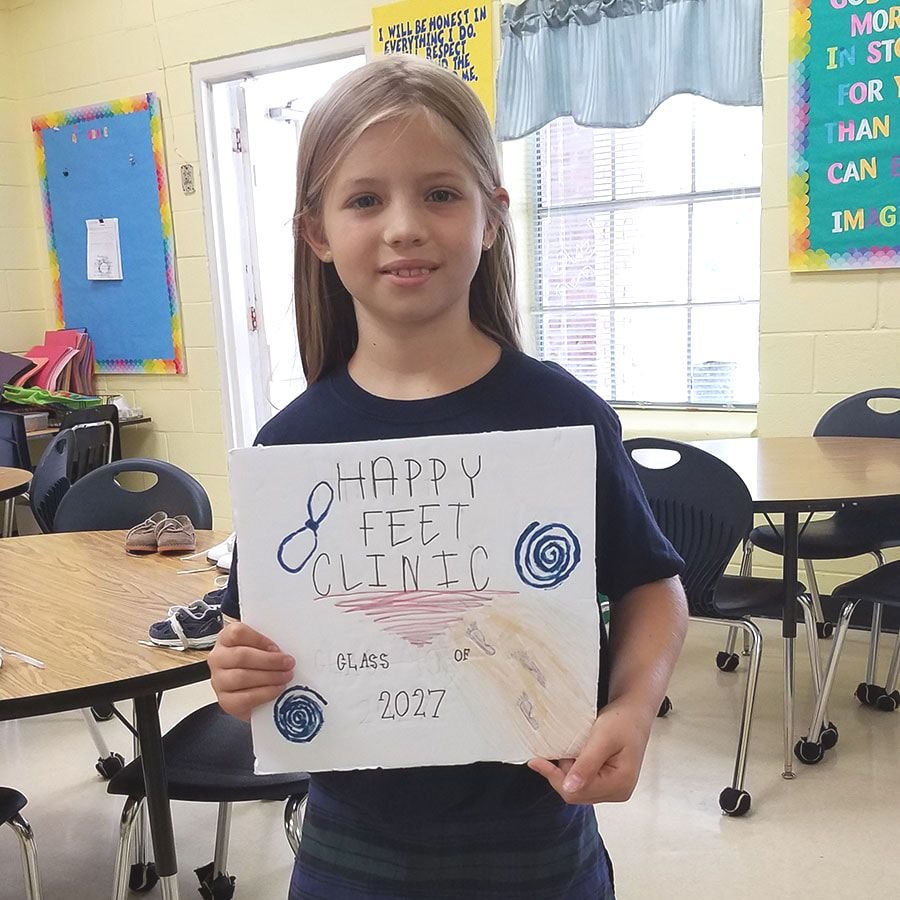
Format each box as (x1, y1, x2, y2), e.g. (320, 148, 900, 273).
(207, 532, 235, 572)
(148, 589, 224, 649)
(126, 512, 196, 554)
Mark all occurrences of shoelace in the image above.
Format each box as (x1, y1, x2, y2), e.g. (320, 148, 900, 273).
(0, 644, 45, 668)
(162, 602, 219, 649)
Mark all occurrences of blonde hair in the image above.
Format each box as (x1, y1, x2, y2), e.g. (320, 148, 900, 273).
(293, 54, 520, 383)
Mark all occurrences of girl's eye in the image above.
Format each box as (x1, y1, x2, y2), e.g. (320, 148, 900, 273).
(428, 189, 457, 203)
(350, 195, 379, 209)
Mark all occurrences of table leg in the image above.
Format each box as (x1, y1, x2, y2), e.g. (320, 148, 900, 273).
(133, 693, 180, 900)
(782, 511, 798, 780)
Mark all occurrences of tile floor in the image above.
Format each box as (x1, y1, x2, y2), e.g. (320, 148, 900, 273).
(1, 620, 898, 899)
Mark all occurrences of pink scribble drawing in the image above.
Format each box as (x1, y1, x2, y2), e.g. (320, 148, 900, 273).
(318, 589, 519, 647)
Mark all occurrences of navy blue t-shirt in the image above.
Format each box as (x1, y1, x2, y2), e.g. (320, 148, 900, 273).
(221, 348, 681, 824)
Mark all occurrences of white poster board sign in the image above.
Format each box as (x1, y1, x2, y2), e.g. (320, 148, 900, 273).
(230, 426, 599, 773)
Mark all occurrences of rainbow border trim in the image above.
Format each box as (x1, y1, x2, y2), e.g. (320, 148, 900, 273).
(32, 93, 185, 374)
(788, 0, 900, 270)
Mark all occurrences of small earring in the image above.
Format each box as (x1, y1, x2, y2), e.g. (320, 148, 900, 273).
(322, 251, 333, 262)
(482, 241, 492, 251)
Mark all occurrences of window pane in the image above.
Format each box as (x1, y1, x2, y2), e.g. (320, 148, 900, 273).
(538, 210, 611, 308)
(694, 99, 762, 191)
(690, 304, 759, 405)
(613, 95, 693, 199)
(614, 205, 688, 305)
(539, 118, 613, 206)
(535, 309, 612, 397)
(692, 198, 761, 303)
(613, 308, 688, 403)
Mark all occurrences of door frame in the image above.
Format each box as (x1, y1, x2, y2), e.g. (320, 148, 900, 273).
(192, 29, 370, 449)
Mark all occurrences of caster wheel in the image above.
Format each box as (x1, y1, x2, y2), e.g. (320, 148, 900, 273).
(719, 786, 751, 817)
(816, 621, 834, 639)
(196, 862, 236, 900)
(129, 862, 159, 893)
(91, 703, 115, 722)
(95, 752, 125, 780)
(657, 696, 672, 718)
(875, 691, 899, 712)
(794, 738, 825, 765)
(855, 683, 886, 707)
(819, 722, 839, 750)
(716, 651, 740, 672)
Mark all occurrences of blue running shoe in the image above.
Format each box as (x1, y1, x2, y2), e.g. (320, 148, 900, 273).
(148, 598, 223, 649)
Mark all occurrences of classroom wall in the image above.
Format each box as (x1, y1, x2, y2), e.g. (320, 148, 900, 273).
(0, 0, 378, 530)
(0, 0, 897, 570)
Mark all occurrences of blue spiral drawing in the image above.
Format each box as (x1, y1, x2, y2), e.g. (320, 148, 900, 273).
(514, 521, 582, 589)
(277, 481, 335, 574)
(273, 685, 328, 743)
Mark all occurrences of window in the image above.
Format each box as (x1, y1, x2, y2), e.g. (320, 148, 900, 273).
(529, 95, 761, 408)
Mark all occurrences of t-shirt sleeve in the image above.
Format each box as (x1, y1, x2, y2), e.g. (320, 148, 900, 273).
(219, 544, 241, 619)
(592, 402, 684, 602)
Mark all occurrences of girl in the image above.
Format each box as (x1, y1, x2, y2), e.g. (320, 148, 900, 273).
(210, 55, 688, 900)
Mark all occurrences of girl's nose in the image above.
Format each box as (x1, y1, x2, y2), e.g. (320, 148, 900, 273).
(384, 201, 426, 247)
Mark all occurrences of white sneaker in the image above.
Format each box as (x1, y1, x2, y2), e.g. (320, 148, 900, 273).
(207, 532, 235, 564)
(216, 549, 233, 573)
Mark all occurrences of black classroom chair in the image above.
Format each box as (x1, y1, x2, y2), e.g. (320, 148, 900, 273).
(0, 410, 32, 470)
(746, 388, 900, 708)
(625, 438, 823, 817)
(798, 559, 900, 764)
(0, 787, 42, 899)
(53, 459, 307, 899)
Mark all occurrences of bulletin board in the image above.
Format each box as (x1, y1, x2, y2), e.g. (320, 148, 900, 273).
(789, 0, 900, 271)
(32, 93, 185, 373)
(372, 0, 495, 121)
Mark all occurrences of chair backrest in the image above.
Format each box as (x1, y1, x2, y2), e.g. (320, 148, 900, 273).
(60, 404, 122, 461)
(67, 420, 115, 482)
(624, 438, 754, 617)
(814, 388, 900, 438)
(53, 458, 213, 533)
(29, 429, 73, 533)
(0, 411, 32, 470)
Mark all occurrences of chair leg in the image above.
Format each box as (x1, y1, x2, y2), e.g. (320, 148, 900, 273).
(721, 542, 755, 661)
(81, 708, 124, 780)
(796, 599, 858, 765)
(112, 796, 143, 900)
(284, 793, 308, 856)
(802, 559, 832, 637)
(877, 631, 900, 711)
(694, 617, 761, 817)
(212, 802, 233, 876)
(8, 813, 42, 900)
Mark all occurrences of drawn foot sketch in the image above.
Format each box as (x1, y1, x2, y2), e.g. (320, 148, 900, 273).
(517, 693, 540, 730)
(465, 620, 496, 655)
(511, 649, 547, 688)
(277, 481, 334, 574)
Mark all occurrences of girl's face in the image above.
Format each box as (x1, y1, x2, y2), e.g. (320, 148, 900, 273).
(308, 110, 505, 335)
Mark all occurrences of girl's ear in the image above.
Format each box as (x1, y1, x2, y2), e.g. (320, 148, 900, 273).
(483, 187, 510, 250)
(300, 216, 333, 263)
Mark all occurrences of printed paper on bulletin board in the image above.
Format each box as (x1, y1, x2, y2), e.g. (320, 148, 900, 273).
(32, 94, 185, 373)
(789, 0, 900, 271)
(230, 427, 599, 774)
(372, 0, 494, 121)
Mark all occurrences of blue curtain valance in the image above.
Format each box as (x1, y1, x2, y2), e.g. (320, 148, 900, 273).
(496, 0, 762, 140)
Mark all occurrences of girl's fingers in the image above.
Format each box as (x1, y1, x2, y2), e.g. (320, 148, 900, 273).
(213, 667, 294, 693)
(216, 621, 282, 652)
(211, 645, 295, 672)
(218, 684, 287, 720)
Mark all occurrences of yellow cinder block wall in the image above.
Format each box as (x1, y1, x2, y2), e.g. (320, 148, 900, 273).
(0, 0, 897, 587)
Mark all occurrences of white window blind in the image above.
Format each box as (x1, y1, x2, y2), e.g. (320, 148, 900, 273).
(531, 94, 762, 408)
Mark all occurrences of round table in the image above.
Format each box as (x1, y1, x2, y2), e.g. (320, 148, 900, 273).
(0, 529, 227, 899)
(0, 466, 31, 537)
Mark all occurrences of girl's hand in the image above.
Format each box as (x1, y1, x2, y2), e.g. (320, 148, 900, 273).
(527, 698, 655, 805)
(208, 621, 295, 721)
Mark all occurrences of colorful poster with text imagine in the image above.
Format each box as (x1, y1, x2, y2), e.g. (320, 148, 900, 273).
(790, 0, 900, 269)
